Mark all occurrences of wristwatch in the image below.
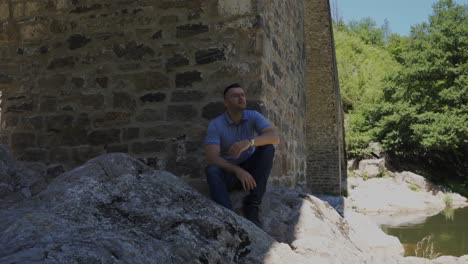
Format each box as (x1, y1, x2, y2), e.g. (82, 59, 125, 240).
(249, 138, 255, 147)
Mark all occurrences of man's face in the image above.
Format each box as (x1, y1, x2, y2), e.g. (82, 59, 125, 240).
(224, 87, 247, 111)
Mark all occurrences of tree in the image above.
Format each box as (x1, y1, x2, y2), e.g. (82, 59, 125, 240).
(370, 0, 468, 180)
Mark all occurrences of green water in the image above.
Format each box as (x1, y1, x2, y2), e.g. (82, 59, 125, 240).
(381, 207, 468, 257)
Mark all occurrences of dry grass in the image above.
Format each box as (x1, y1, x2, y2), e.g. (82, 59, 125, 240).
(414, 235, 442, 259)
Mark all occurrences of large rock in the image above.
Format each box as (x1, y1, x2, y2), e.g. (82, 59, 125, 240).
(0, 153, 306, 264)
(357, 158, 386, 178)
(394, 171, 431, 191)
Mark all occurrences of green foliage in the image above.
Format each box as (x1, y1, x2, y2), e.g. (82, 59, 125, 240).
(336, 0, 468, 180)
(334, 21, 402, 159)
(371, 0, 468, 178)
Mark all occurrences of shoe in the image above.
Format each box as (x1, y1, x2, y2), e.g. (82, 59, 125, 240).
(243, 204, 263, 228)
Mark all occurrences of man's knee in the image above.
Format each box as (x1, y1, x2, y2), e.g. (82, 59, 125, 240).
(259, 144, 275, 152)
(257, 144, 275, 157)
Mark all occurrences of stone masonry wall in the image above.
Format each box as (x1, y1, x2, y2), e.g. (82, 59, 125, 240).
(0, 0, 307, 190)
(304, 0, 347, 195)
(259, 0, 306, 188)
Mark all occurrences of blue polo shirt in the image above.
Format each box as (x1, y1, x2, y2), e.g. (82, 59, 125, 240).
(205, 110, 271, 164)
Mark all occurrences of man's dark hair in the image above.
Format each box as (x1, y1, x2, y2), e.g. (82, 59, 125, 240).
(223, 83, 242, 98)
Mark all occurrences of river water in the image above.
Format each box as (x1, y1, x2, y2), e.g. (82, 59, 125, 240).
(380, 207, 468, 257)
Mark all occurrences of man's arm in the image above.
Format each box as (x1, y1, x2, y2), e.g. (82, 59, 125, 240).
(228, 125, 280, 159)
(205, 144, 256, 191)
(252, 125, 280, 146)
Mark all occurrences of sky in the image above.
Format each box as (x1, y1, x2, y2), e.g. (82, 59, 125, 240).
(334, 0, 468, 36)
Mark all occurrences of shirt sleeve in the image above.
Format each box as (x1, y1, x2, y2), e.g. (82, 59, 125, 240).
(252, 111, 271, 133)
(205, 121, 220, 145)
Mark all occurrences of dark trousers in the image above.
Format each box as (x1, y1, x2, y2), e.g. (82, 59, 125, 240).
(206, 145, 275, 210)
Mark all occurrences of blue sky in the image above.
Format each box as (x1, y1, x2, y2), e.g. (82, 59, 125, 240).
(334, 0, 468, 36)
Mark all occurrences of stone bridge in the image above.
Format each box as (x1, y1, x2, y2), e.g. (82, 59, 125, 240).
(0, 0, 346, 195)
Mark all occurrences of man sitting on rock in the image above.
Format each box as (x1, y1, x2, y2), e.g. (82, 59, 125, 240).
(205, 83, 280, 228)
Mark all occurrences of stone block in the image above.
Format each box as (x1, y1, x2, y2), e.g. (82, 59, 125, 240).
(113, 41, 155, 60)
(152, 30, 162, 39)
(176, 23, 209, 38)
(202, 102, 224, 120)
(140, 92, 166, 103)
(6, 101, 33, 113)
(20, 116, 43, 131)
(159, 0, 202, 9)
(175, 71, 202, 88)
(131, 141, 166, 154)
(3, 115, 19, 128)
(166, 54, 189, 70)
(136, 109, 165, 122)
(67, 34, 91, 50)
(123, 127, 140, 141)
(167, 105, 197, 121)
(159, 15, 178, 25)
(118, 63, 141, 71)
(37, 74, 66, 89)
(96, 77, 108, 88)
(0, 73, 13, 84)
(70, 4, 103, 14)
(80, 94, 104, 110)
(218, 0, 252, 16)
(19, 148, 49, 162)
(11, 133, 36, 150)
(45, 114, 74, 132)
(47, 56, 77, 70)
(64, 127, 89, 146)
(93, 112, 131, 128)
(0, 3, 8, 21)
(113, 92, 136, 110)
(106, 144, 128, 153)
(49, 19, 68, 34)
(20, 23, 47, 40)
(195, 48, 225, 65)
(39, 96, 57, 112)
(116, 71, 170, 92)
(171, 90, 206, 102)
(49, 147, 70, 163)
(87, 129, 121, 145)
(143, 125, 183, 140)
(71, 77, 84, 88)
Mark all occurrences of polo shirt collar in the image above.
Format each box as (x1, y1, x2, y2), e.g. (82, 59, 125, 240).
(224, 111, 248, 126)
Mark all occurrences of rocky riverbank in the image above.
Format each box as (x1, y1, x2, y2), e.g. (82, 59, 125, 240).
(1, 144, 467, 263)
(347, 158, 468, 224)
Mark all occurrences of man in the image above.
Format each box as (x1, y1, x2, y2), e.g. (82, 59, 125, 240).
(205, 83, 280, 228)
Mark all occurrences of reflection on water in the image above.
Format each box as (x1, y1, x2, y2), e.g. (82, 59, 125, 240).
(381, 207, 468, 257)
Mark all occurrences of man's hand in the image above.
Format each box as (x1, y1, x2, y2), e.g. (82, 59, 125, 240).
(228, 140, 251, 159)
(235, 168, 257, 191)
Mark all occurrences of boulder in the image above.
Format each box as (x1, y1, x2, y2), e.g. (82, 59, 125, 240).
(368, 142, 383, 157)
(1, 153, 309, 263)
(395, 171, 431, 191)
(358, 158, 386, 178)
